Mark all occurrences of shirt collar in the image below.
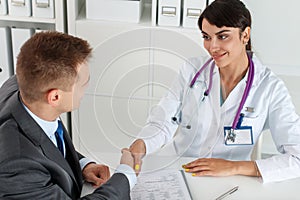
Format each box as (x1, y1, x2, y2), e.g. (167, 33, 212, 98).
(22, 103, 59, 138)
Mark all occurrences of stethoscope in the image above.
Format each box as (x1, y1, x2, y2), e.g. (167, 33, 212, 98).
(172, 53, 254, 142)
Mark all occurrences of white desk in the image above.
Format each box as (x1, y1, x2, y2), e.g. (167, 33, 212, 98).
(82, 153, 300, 199)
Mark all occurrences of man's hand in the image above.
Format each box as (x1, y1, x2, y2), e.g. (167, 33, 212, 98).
(82, 163, 110, 188)
(120, 148, 134, 169)
(129, 139, 146, 174)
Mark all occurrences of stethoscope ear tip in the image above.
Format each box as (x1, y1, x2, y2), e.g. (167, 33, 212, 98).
(172, 117, 177, 122)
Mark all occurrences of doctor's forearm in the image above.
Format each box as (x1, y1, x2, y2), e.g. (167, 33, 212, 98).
(234, 161, 261, 177)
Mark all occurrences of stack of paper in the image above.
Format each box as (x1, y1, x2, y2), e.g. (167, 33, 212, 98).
(131, 169, 192, 200)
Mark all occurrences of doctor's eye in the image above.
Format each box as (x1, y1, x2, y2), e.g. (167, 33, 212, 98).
(217, 34, 228, 40)
(202, 35, 211, 41)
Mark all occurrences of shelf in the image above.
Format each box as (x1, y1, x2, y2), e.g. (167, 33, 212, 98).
(0, 15, 57, 30)
(0, 15, 55, 24)
(0, 0, 66, 32)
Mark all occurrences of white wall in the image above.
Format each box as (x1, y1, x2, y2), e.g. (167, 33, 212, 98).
(243, 0, 300, 69)
(243, 0, 300, 157)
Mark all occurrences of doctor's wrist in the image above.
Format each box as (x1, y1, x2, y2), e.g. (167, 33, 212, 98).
(253, 161, 261, 177)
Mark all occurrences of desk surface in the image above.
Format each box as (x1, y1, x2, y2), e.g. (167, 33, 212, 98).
(82, 153, 300, 199)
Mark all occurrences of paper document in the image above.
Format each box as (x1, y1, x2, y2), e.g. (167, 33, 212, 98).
(131, 169, 192, 200)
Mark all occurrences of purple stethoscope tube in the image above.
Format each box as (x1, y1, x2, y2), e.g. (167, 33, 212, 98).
(174, 53, 254, 135)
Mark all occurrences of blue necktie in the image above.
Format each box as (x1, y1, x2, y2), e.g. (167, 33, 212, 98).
(55, 120, 64, 156)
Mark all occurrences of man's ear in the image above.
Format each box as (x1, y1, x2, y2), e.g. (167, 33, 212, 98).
(47, 89, 61, 106)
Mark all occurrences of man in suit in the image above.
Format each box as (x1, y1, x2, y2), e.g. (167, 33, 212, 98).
(0, 31, 137, 199)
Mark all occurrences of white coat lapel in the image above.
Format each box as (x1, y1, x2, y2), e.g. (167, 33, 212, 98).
(221, 73, 248, 115)
(209, 68, 221, 126)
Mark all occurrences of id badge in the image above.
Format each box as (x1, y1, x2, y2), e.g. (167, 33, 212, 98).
(224, 126, 254, 145)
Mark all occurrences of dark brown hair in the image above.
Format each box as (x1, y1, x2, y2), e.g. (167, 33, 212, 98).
(16, 31, 92, 103)
(198, 0, 252, 51)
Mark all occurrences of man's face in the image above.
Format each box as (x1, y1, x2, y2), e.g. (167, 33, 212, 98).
(72, 62, 90, 110)
(62, 62, 90, 112)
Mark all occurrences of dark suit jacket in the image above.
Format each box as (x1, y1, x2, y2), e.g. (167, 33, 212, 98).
(0, 76, 130, 199)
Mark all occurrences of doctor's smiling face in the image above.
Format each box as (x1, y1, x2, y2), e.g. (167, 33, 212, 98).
(198, 0, 252, 70)
(201, 18, 250, 69)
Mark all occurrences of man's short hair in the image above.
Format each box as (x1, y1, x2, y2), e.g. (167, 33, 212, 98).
(16, 31, 92, 103)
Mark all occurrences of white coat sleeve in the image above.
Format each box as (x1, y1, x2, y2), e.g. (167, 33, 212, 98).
(256, 78, 300, 183)
(137, 60, 196, 155)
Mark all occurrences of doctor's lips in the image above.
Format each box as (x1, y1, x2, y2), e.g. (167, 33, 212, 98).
(212, 52, 227, 60)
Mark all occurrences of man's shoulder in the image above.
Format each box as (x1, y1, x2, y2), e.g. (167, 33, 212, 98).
(0, 75, 18, 104)
(0, 118, 22, 161)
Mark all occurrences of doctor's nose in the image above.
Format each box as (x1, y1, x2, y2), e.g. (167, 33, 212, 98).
(209, 38, 221, 52)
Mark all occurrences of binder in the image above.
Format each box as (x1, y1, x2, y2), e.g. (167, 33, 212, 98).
(0, 0, 8, 15)
(157, 0, 181, 27)
(182, 0, 206, 28)
(86, 0, 143, 23)
(32, 0, 55, 19)
(11, 27, 34, 73)
(0, 27, 13, 87)
(35, 28, 48, 33)
(8, 0, 32, 17)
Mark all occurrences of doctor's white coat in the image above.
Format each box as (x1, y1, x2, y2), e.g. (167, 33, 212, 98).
(138, 54, 300, 183)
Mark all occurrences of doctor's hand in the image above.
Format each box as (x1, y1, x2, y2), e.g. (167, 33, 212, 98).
(182, 158, 237, 176)
(82, 162, 110, 188)
(182, 158, 259, 177)
(129, 139, 146, 175)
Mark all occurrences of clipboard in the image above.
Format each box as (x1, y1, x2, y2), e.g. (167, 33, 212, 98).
(131, 169, 193, 199)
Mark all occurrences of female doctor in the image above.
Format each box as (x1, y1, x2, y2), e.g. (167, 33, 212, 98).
(129, 0, 300, 183)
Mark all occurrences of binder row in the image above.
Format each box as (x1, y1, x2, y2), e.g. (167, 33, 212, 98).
(86, 0, 144, 23)
(0, 0, 55, 18)
(0, 27, 45, 86)
(85, 0, 211, 28)
(157, 0, 208, 28)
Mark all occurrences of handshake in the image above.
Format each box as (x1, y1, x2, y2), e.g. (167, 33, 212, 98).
(120, 139, 146, 175)
(83, 139, 146, 188)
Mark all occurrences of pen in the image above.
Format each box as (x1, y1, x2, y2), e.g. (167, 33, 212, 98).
(215, 186, 239, 200)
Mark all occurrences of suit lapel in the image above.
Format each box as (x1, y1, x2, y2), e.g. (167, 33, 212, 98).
(63, 126, 83, 191)
(10, 92, 81, 194)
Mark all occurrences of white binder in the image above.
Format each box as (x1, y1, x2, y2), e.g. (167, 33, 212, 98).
(11, 27, 34, 73)
(0, 27, 13, 87)
(35, 28, 47, 33)
(8, 0, 32, 17)
(0, 0, 8, 15)
(158, 0, 181, 27)
(182, 0, 206, 28)
(32, 0, 55, 19)
(86, 0, 143, 23)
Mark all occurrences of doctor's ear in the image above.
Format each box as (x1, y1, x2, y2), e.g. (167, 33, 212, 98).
(47, 89, 61, 106)
(242, 27, 251, 45)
